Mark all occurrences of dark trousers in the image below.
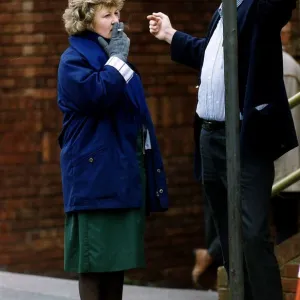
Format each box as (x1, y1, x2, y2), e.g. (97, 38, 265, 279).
(200, 127, 283, 300)
(203, 193, 223, 266)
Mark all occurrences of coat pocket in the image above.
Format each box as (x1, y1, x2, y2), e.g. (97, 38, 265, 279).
(72, 146, 107, 167)
(71, 147, 128, 205)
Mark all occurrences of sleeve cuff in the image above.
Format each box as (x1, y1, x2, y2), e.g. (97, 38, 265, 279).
(170, 31, 190, 63)
(105, 56, 134, 83)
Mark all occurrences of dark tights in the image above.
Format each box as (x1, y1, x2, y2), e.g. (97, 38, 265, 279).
(79, 271, 124, 300)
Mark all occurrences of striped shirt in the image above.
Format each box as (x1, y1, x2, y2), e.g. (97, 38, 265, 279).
(197, 0, 244, 121)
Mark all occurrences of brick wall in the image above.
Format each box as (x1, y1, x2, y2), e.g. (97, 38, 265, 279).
(0, 0, 299, 290)
(0, 0, 68, 276)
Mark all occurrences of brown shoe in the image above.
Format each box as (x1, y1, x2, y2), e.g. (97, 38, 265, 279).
(192, 249, 213, 286)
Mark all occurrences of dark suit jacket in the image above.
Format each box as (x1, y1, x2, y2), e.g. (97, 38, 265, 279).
(171, 0, 298, 179)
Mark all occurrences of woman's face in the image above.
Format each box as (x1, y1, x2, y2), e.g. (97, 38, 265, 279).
(92, 6, 120, 39)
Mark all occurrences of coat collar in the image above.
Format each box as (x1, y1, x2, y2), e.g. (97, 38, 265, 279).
(236, 0, 254, 36)
(69, 31, 108, 70)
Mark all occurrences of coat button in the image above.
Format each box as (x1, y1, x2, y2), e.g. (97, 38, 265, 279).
(157, 169, 161, 173)
(159, 189, 163, 194)
(89, 157, 94, 163)
(156, 191, 159, 197)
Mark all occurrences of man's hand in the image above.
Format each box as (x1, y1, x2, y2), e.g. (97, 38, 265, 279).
(98, 22, 130, 62)
(147, 12, 177, 44)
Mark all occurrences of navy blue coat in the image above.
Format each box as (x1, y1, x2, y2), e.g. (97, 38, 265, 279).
(171, 0, 298, 179)
(57, 31, 168, 213)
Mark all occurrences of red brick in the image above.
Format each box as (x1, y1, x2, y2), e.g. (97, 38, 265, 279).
(282, 278, 298, 293)
(1, 46, 24, 55)
(281, 263, 299, 278)
(0, 233, 26, 246)
(32, 1, 66, 11)
(1, 57, 45, 66)
(14, 33, 45, 44)
(284, 293, 296, 300)
(0, 13, 14, 23)
(0, 79, 15, 87)
(0, 154, 38, 165)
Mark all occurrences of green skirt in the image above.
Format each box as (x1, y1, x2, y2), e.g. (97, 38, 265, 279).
(64, 134, 146, 273)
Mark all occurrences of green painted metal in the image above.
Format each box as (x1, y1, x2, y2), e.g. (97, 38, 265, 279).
(271, 92, 300, 196)
(222, 0, 244, 299)
(272, 168, 300, 197)
(289, 92, 300, 110)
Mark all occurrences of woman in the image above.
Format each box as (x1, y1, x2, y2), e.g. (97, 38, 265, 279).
(57, 1, 168, 299)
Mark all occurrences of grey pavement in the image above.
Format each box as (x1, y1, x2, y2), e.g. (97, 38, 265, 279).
(0, 271, 218, 300)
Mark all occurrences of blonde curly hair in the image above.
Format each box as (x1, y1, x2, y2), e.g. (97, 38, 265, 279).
(63, 0, 124, 35)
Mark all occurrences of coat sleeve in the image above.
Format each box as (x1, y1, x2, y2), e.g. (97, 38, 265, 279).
(170, 31, 207, 71)
(58, 52, 134, 115)
(257, 0, 297, 27)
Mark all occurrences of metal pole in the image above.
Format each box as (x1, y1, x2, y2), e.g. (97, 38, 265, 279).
(222, 1, 244, 299)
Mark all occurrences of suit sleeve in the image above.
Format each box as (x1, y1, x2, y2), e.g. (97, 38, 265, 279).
(170, 31, 207, 71)
(58, 53, 133, 115)
(257, 0, 297, 27)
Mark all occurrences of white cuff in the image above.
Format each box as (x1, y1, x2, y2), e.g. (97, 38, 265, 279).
(255, 104, 268, 111)
(105, 56, 134, 83)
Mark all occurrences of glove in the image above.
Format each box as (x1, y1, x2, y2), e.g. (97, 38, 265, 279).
(98, 22, 130, 62)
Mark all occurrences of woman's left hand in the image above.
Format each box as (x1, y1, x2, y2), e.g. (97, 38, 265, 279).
(98, 22, 130, 61)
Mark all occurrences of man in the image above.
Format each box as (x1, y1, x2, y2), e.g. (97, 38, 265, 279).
(273, 21, 300, 244)
(147, 0, 298, 299)
(192, 20, 300, 286)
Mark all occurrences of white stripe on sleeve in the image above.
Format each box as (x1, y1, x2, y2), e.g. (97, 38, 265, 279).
(105, 56, 134, 83)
